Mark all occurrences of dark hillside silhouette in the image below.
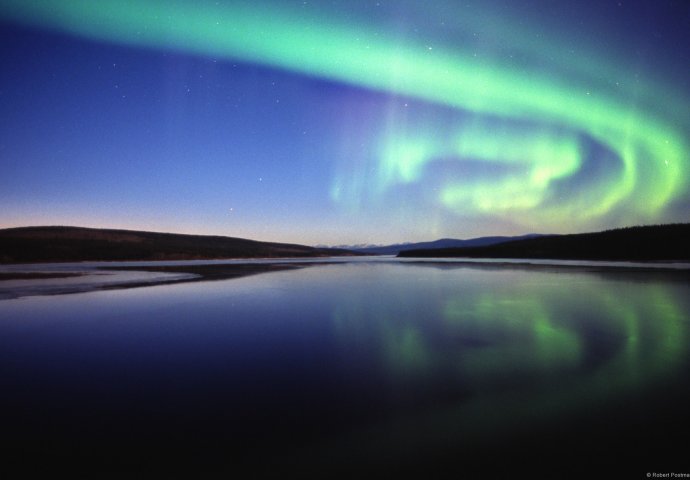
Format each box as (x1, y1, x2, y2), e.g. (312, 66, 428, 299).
(398, 224, 690, 261)
(0, 226, 357, 263)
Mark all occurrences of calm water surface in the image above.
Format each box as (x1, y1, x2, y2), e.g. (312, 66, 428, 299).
(1, 261, 689, 475)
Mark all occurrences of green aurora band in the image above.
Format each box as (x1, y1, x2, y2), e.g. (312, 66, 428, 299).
(2, 0, 687, 231)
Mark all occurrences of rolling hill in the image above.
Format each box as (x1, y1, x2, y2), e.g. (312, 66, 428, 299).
(398, 224, 690, 261)
(0, 226, 357, 263)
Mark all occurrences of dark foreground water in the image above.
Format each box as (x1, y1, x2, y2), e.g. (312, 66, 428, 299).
(1, 261, 689, 476)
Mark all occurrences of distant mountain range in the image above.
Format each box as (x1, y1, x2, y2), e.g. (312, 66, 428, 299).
(0, 226, 357, 264)
(338, 234, 545, 255)
(398, 224, 690, 262)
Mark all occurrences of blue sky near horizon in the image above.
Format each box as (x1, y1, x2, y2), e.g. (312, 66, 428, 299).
(1, 0, 689, 245)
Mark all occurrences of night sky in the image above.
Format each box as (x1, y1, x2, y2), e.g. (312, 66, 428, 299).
(1, 0, 688, 245)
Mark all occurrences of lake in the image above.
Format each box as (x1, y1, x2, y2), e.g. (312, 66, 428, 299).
(1, 260, 689, 475)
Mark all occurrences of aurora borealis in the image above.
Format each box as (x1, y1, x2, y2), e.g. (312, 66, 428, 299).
(1, 0, 688, 244)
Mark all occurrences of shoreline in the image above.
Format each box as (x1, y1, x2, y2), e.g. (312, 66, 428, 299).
(0, 272, 85, 281)
(1, 258, 689, 301)
(395, 257, 690, 271)
(0, 263, 315, 301)
(97, 262, 310, 285)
